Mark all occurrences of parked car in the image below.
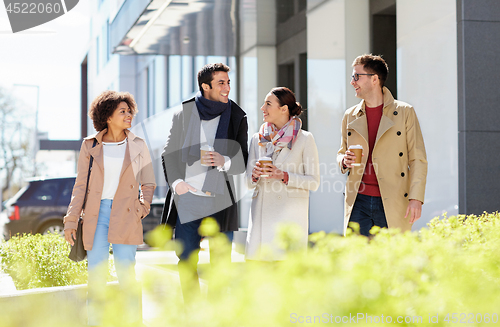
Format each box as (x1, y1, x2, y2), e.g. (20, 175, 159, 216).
(3, 177, 163, 241)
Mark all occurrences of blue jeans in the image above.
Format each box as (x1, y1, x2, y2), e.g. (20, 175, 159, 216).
(86, 199, 139, 326)
(174, 216, 233, 261)
(349, 193, 388, 236)
(174, 215, 233, 302)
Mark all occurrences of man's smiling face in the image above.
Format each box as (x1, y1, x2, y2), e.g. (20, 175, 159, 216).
(203, 71, 230, 103)
(351, 65, 377, 100)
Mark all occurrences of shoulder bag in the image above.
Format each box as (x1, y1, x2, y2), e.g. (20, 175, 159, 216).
(69, 139, 97, 262)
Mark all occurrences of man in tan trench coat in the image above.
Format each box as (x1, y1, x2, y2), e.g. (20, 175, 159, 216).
(337, 54, 427, 236)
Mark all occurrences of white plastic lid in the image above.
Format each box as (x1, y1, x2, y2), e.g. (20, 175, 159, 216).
(348, 144, 363, 150)
(201, 144, 214, 151)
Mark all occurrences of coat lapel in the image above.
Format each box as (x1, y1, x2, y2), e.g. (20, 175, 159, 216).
(348, 114, 369, 145)
(87, 130, 106, 172)
(88, 143, 104, 172)
(274, 147, 291, 165)
(274, 129, 303, 165)
(120, 131, 142, 179)
(375, 87, 397, 145)
(375, 114, 395, 144)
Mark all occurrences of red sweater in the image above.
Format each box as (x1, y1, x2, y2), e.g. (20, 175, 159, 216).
(359, 104, 383, 197)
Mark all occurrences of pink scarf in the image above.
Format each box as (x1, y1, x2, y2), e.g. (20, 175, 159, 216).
(258, 117, 302, 157)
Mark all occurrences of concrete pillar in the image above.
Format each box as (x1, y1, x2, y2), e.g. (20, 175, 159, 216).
(307, 0, 370, 233)
(457, 0, 500, 215)
(238, 0, 277, 228)
(397, 0, 458, 227)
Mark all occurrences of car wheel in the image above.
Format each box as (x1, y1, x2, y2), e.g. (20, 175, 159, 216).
(40, 221, 65, 237)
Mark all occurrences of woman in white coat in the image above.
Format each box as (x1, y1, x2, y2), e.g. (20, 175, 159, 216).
(246, 87, 320, 260)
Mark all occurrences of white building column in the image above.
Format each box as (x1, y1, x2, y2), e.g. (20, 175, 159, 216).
(238, 0, 277, 228)
(307, 0, 369, 233)
(239, 0, 277, 134)
(396, 0, 458, 228)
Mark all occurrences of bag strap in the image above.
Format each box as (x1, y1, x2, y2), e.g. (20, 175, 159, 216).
(82, 139, 97, 211)
(223, 171, 236, 205)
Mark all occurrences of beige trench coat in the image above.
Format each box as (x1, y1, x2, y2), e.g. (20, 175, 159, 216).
(64, 129, 156, 250)
(337, 87, 427, 234)
(245, 130, 320, 260)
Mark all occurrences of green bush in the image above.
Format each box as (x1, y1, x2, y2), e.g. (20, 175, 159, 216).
(0, 233, 87, 289)
(141, 213, 500, 327)
(1, 213, 500, 327)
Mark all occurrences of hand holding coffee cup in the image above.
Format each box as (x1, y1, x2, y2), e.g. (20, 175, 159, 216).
(345, 145, 364, 167)
(258, 157, 273, 177)
(263, 163, 285, 180)
(200, 145, 215, 166)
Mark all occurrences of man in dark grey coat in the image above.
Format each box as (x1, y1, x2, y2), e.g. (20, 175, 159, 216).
(161, 63, 248, 299)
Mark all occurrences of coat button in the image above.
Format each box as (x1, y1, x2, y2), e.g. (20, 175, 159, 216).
(348, 132, 351, 136)
(404, 193, 408, 197)
(393, 111, 398, 115)
(87, 189, 90, 194)
(136, 208, 140, 213)
(128, 208, 131, 212)
(277, 196, 282, 200)
(399, 152, 403, 157)
(397, 131, 401, 136)
(401, 172, 405, 177)
(131, 185, 134, 189)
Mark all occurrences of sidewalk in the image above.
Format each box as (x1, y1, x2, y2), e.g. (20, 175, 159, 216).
(136, 240, 246, 325)
(0, 270, 16, 295)
(0, 240, 245, 326)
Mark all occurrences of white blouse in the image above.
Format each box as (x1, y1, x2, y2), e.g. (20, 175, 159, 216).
(101, 139, 127, 200)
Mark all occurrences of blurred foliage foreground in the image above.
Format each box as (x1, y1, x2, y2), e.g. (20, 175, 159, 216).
(1, 213, 500, 327)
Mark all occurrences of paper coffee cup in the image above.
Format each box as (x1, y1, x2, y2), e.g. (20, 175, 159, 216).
(200, 145, 215, 166)
(258, 157, 273, 177)
(348, 145, 363, 166)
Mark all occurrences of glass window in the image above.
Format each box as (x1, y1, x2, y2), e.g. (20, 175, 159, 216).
(207, 56, 227, 65)
(298, 0, 306, 12)
(164, 56, 169, 108)
(59, 179, 75, 204)
(105, 20, 110, 63)
(194, 56, 206, 92)
(148, 62, 156, 117)
(96, 36, 100, 74)
(146, 67, 151, 117)
(276, 0, 294, 23)
(29, 181, 60, 201)
(228, 56, 237, 102)
(182, 56, 194, 99)
(168, 56, 181, 106)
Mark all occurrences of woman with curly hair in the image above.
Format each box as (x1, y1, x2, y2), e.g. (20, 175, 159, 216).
(246, 87, 320, 261)
(63, 90, 156, 325)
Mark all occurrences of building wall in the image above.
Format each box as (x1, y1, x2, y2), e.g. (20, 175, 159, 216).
(238, 0, 278, 228)
(307, 0, 370, 233)
(86, 1, 166, 196)
(397, 0, 458, 228)
(457, 0, 500, 215)
(305, 0, 459, 233)
(92, 0, 492, 232)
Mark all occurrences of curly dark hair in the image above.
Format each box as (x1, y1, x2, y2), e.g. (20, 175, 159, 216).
(88, 90, 138, 131)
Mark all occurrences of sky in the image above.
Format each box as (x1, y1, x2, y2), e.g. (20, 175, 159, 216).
(0, 1, 90, 141)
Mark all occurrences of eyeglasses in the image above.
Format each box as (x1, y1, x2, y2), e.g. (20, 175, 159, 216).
(351, 73, 375, 82)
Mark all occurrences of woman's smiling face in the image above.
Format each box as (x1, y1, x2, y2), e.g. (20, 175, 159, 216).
(107, 101, 133, 131)
(260, 93, 288, 126)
